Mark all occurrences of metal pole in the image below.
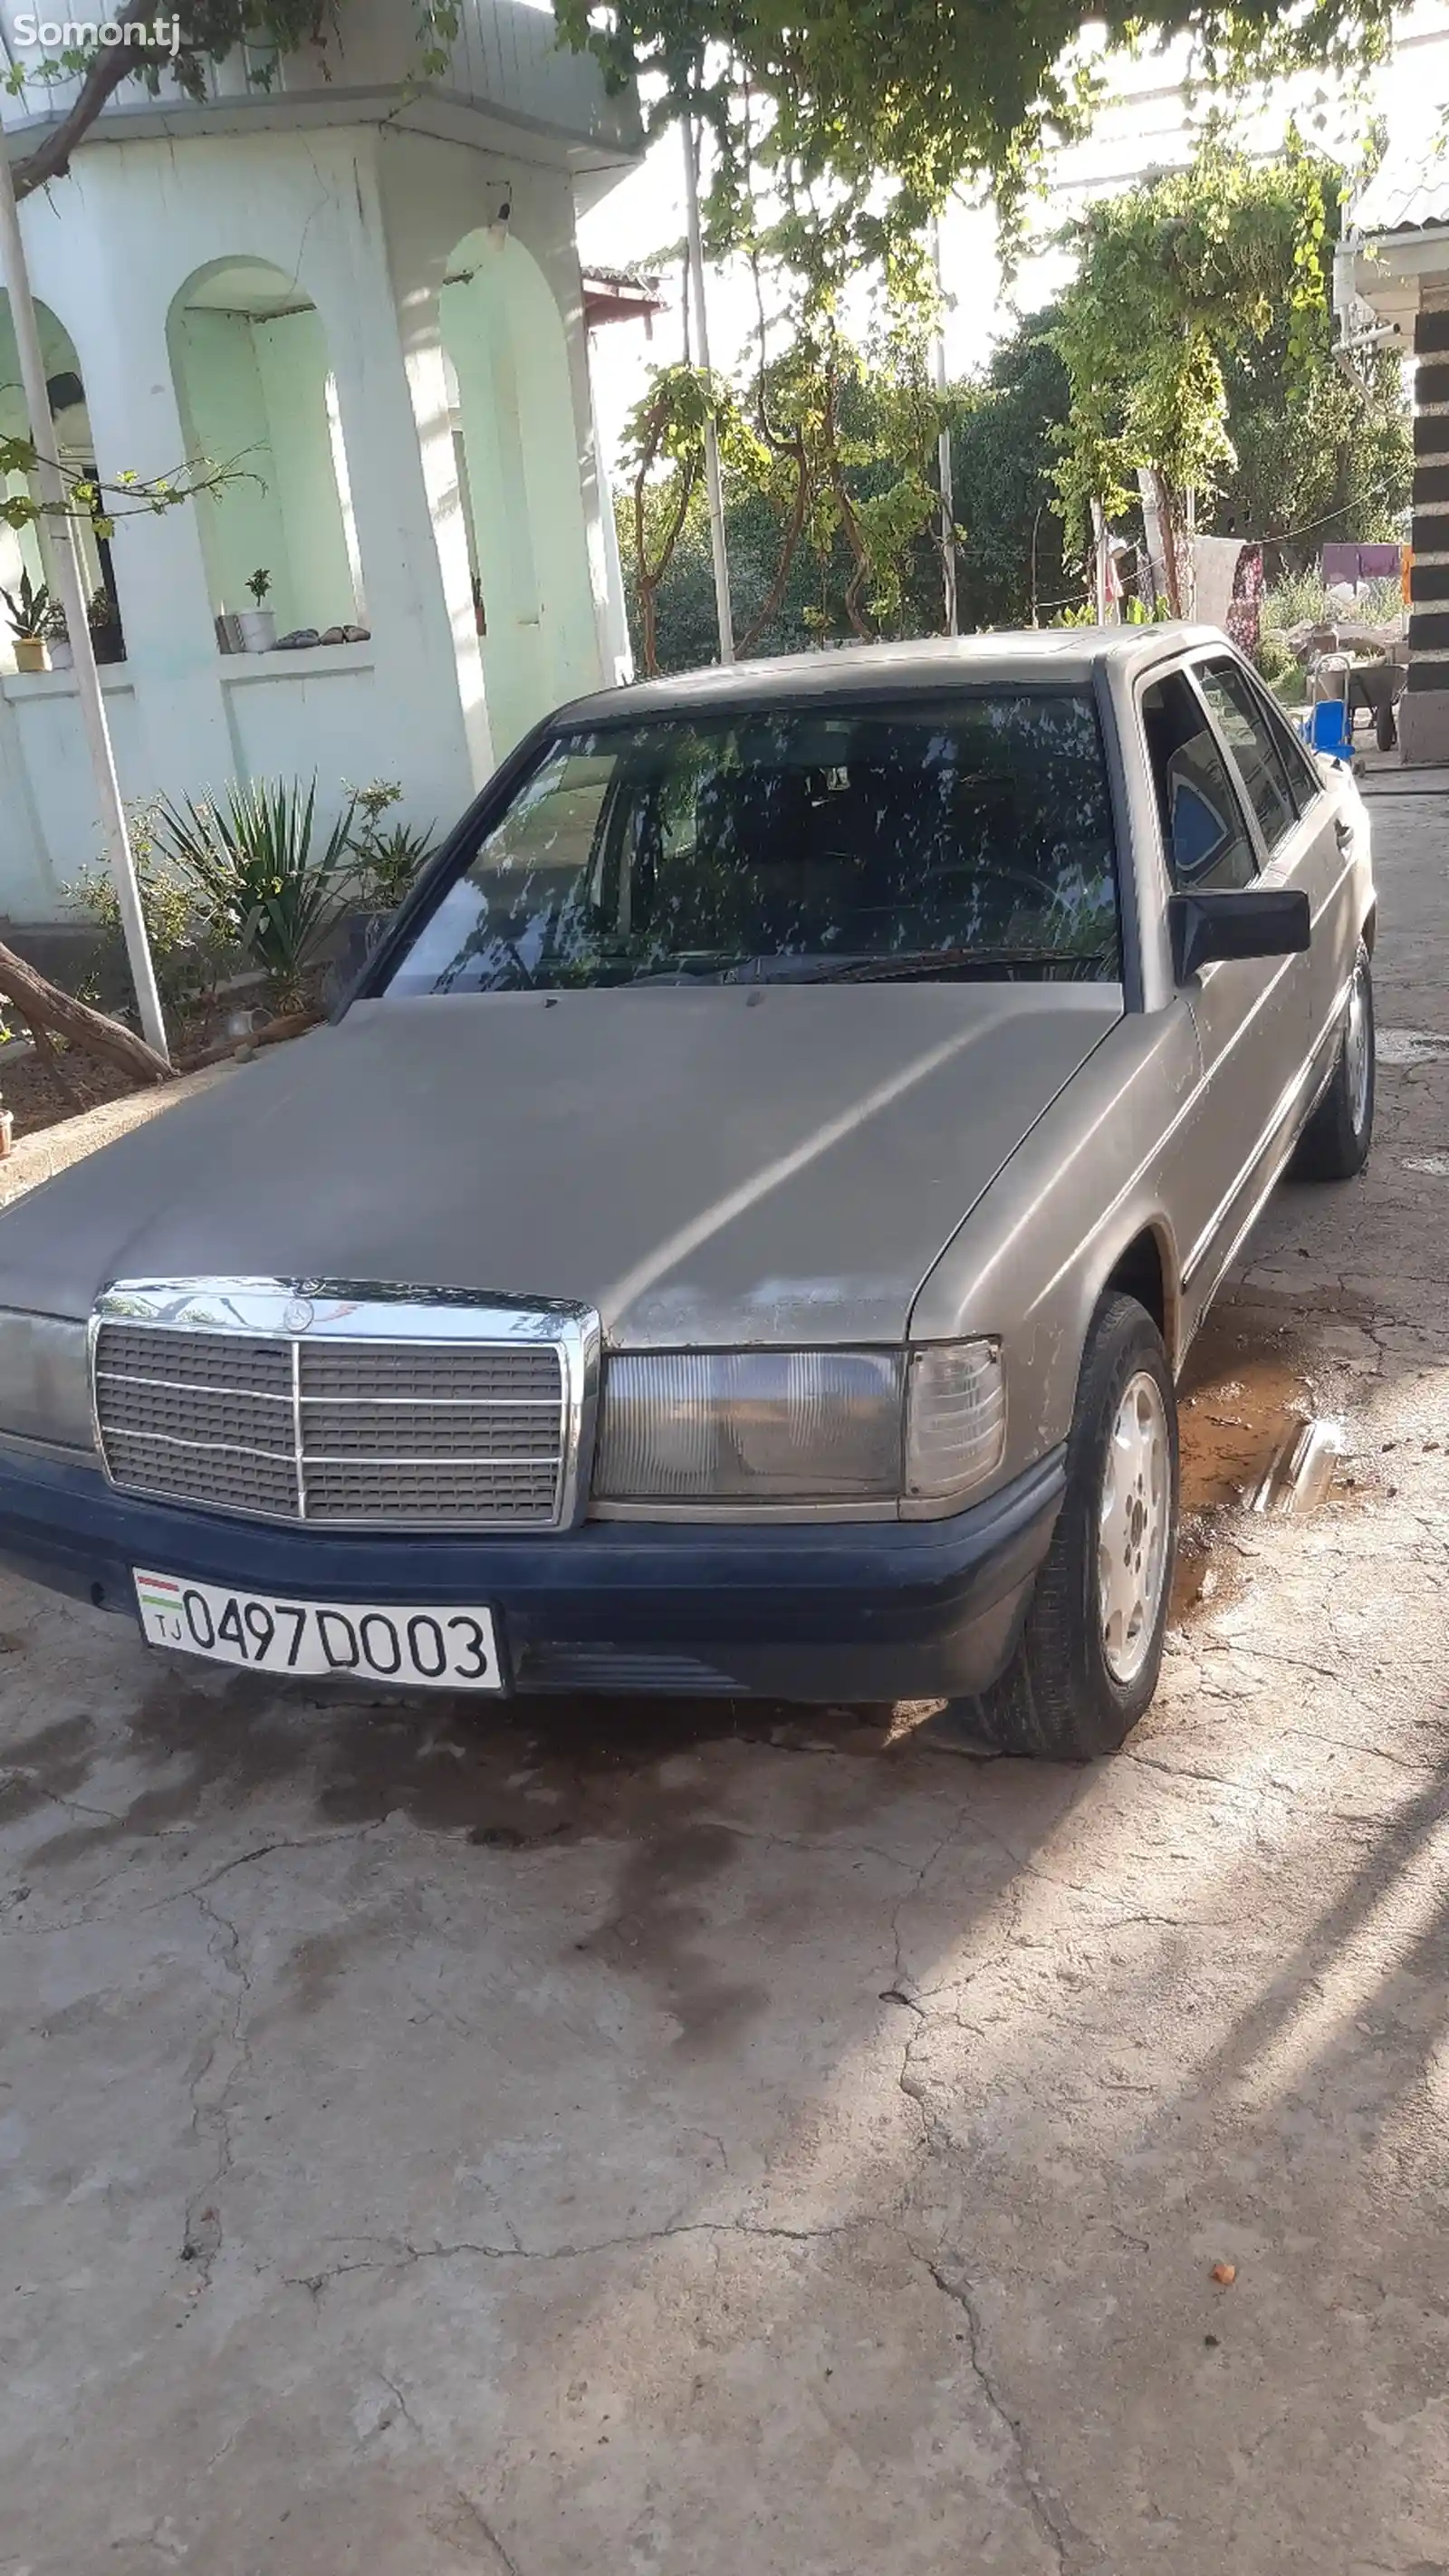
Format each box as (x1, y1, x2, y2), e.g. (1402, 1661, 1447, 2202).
(931, 217, 958, 635)
(681, 113, 734, 664)
(0, 140, 168, 1059)
(1091, 497, 1109, 624)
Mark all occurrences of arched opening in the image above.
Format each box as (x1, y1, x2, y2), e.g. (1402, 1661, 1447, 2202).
(440, 231, 597, 755)
(168, 259, 362, 648)
(0, 301, 120, 673)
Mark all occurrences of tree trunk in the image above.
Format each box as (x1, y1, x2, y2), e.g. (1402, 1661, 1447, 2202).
(1148, 469, 1185, 618)
(638, 574, 660, 678)
(735, 437, 811, 658)
(0, 941, 170, 1085)
(821, 360, 874, 641)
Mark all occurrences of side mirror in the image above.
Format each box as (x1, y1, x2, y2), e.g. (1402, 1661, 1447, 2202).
(1169, 887, 1310, 983)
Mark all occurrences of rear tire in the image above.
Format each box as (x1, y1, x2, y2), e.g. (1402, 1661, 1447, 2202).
(958, 1294, 1179, 1762)
(1292, 943, 1374, 1182)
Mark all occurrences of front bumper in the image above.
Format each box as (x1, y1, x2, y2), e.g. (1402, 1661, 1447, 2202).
(0, 1444, 1066, 1702)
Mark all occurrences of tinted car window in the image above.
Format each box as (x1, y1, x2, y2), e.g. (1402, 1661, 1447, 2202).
(384, 694, 1122, 994)
(1199, 660, 1300, 849)
(1141, 671, 1258, 892)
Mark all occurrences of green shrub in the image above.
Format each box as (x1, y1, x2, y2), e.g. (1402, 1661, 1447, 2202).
(1358, 573, 1406, 628)
(346, 778, 437, 911)
(152, 776, 357, 1006)
(1252, 629, 1300, 689)
(1265, 569, 1403, 634)
(67, 805, 223, 1015)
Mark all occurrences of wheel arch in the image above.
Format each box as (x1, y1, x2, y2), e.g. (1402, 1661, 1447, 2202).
(1100, 1220, 1182, 1375)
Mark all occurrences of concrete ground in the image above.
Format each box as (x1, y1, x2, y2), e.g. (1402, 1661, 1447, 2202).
(3, 783, 1448, 2575)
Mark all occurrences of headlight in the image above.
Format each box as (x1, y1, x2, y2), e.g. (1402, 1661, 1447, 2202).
(0, 1311, 94, 1450)
(595, 1349, 904, 1502)
(594, 1341, 1004, 1508)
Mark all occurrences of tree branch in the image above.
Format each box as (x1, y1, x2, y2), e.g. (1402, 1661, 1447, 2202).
(12, 4, 170, 203)
(0, 940, 170, 1083)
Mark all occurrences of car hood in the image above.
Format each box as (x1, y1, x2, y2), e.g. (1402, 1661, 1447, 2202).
(0, 985, 1120, 1344)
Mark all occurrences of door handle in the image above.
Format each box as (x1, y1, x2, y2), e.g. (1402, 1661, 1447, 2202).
(1335, 816, 1355, 851)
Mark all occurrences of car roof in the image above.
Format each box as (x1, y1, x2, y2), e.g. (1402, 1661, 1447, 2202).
(550, 625, 1230, 728)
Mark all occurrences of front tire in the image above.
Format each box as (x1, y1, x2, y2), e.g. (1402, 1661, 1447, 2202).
(1292, 943, 1374, 1182)
(964, 1294, 1179, 1761)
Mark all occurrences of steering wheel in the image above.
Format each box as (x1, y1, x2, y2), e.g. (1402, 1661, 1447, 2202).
(482, 932, 537, 990)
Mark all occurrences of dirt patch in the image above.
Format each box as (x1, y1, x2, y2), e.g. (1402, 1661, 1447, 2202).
(0, 966, 327, 1148)
(0, 1042, 142, 1141)
(1172, 1284, 1369, 1620)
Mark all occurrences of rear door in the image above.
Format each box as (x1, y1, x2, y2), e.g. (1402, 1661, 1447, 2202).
(1138, 662, 1305, 1320)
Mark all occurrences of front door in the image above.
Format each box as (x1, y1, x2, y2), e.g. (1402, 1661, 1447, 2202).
(1139, 664, 1308, 1329)
(1197, 652, 1355, 1072)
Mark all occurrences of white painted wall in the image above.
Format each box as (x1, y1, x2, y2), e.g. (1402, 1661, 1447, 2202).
(0, 98, 631, 922)
(0, 0, 642, 165)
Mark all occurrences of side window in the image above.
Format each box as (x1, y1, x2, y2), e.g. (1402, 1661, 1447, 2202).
(1141, 671, 1259, 892)
(1261, 691, 1324, 814)
(1198, 660, 1300, 849)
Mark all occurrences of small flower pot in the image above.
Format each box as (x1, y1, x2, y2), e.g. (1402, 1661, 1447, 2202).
(0, 1106, 13, 1158)
(48, 638, 72, 670)
(237, 608, 276, 654)
(14, 637, 46, 673)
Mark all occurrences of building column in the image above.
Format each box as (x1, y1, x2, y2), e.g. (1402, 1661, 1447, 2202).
(17, 235, 236, 809)
(589, 356, 633, 686)
(362, 136, 494, 797)
(1402, 301, 1449, 765)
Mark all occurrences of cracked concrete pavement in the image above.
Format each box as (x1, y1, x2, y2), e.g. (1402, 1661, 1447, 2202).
(2, 778, 1448, 2573)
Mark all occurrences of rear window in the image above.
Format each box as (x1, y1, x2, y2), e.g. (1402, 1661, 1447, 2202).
(382, 693, 1122, 995)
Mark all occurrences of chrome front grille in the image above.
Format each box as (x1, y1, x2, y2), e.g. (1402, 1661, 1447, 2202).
(91, 1283, 592, 1530)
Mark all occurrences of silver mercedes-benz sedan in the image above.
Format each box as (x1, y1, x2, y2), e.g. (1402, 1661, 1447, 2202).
(0, 628, 1373, 1758)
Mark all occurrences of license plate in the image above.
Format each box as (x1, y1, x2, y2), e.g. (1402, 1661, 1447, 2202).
(132, 1570, 504, 1690)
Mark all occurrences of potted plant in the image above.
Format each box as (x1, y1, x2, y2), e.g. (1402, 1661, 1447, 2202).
(3, 571, 51, 672)
(42, 594, 72, 670)
(88, 583, 125, 666)
(238, 567, 275, 655)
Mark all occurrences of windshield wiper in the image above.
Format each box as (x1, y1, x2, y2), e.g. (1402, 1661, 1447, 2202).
(787, 947, 1108, 985)
(567, 947, 1108, 989)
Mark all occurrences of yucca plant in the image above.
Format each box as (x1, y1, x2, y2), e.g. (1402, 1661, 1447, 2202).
(153, 776, 358, 1007)
(1, 569, 49, 640)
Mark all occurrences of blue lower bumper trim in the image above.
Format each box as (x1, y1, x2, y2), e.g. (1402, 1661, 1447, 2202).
(0, 1443, 1067, 1701)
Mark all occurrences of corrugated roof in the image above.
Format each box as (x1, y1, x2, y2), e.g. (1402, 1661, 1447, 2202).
(1356, 145, 1449, 237)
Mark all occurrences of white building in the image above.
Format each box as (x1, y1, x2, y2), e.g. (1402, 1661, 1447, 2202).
(0, 0, 641, 926)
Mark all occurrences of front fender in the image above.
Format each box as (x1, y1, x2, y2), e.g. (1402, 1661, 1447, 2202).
(909, 1005, 1201, 1483)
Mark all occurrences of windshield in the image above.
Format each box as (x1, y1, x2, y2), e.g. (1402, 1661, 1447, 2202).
(381, 692, 1121, 996)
